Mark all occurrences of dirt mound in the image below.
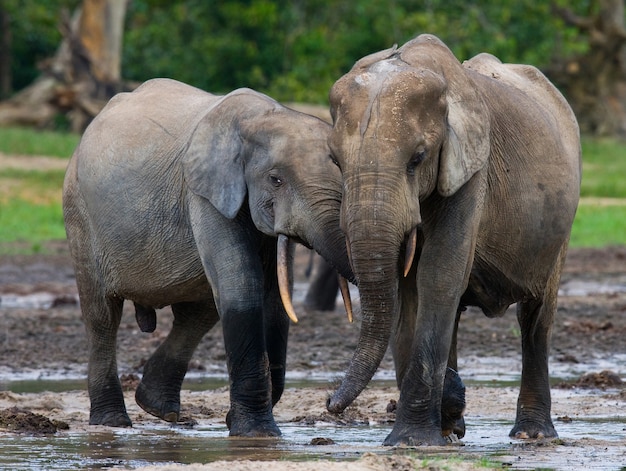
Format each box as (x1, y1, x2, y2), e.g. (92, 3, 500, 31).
(0, 407, 68, 434)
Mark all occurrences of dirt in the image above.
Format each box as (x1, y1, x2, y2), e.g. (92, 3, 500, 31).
(0, 242, 624, 470)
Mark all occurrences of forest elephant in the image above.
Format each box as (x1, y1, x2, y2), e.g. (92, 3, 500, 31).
(325, 34, 581, 446)
(63, 78, 354, 437)
(304, 254, 340, 311)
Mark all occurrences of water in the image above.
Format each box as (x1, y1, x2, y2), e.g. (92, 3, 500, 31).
(0, 374, 624, 470)
(2, 277, 625, 311)
(3, 349, 625, 394)
(0, 411, 623, 470)
(0, 279, 624, 469)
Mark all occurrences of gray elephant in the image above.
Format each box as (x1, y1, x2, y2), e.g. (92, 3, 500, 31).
(325, 34, 581, 446)
(304, 255, 340, 311)
(63, 78, 353, 437)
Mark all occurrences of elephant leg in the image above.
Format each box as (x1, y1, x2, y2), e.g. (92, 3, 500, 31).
(391, 267, 418, 389)
(510, 244, 564, 439)
(304, 256, 339, 311)
(65, 187, 130, 427)
(510, 268, 563, 439)
(82, 293, 130, 427)
(190, 201, 279, 437)
(391, 269, 465, 438)
(262, 239, 291, 406)
(441, 308, 466, 438)
(510, 297, 557, 438)
(221, 295, 278, 437)
(136, 299, 219, 422)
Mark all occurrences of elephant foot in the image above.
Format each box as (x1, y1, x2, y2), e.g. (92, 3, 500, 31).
(441, 368, 466, 438)
(89, 409, 132, 427)
(135, 382, 180, 423)
(383, 424, 449, 447)
(509, 419, 557, 440)
(226, 408, 281, 437)
(385, 368, 467, 439)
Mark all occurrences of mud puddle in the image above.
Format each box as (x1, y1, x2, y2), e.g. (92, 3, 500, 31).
(0, 375, 624, 470)
(0, 409, 624, 470)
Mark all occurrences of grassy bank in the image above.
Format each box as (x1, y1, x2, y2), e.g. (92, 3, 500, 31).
(0, 126, 624, 253)
(0, 126, 79, 159)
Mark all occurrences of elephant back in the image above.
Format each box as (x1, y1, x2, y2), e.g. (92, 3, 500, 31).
(463, 54, 580, 167)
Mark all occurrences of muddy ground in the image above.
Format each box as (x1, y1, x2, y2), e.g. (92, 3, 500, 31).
(0, 242, 624, 470)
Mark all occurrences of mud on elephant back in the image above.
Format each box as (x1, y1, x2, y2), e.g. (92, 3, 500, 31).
(62, 78, 354, 437)
(324, 34, 581, 446)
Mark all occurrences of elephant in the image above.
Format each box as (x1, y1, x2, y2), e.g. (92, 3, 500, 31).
(62, 78, 354, 437)
(325, 34, 581, 446)
(303, 254, 340, 311)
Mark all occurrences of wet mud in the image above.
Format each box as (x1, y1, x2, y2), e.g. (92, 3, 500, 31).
(0, 243, 624, 470)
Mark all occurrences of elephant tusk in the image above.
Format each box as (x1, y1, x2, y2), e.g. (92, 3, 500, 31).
(338, 275, 354, 323)
(345, 236, 353, 269)
(277, 234, 299, 323)
(403, 226, 417, 277)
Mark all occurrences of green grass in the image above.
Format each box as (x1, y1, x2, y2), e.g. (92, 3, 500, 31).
(0, 167, 66, 191)
(0, 126, 79, 158)
(580, 138, 626, 198)
(0, 128, 624, 253)
(570, 204, 626, 247)
(0, 199, 66, 244)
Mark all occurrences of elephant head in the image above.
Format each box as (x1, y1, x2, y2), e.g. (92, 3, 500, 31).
(180, 87, 354, 320)
(326, 35, 490, 412)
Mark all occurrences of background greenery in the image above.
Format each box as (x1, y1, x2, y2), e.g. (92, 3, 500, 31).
(4, 0, 593, 103)
(1, 1, 623, 252)
(0, 127, 624, 252)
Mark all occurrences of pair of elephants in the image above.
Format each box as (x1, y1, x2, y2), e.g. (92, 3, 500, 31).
(63, 34, 581, 446)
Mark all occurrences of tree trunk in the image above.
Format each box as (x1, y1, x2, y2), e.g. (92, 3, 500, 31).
(0, 0, 131, 132)
(548, 0, 626, 136)
(0, 0, 11, 99)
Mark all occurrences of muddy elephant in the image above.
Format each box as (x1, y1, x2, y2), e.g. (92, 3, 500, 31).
(325, 35, 581, 446)
(63, 78, 353, 437)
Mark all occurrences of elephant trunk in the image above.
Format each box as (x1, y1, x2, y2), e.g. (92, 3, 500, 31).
(327, 186, 405, 413)
(327, 276, 397, 412)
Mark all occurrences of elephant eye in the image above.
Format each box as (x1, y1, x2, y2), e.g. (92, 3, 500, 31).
(329, 153, 340, 169)
(407, 150, 426, 176)
(270, 174, 283, 187)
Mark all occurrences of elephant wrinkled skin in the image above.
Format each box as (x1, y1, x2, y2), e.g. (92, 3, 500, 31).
(325, 34, 581, 446)
(63, 78, 351, 437)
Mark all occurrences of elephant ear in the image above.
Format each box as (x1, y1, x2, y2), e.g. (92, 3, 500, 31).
(437, 89, 491, 197)
(436, 51, 491, 197)
(182, 97, 246, 219)
(399, 34, 491, 196)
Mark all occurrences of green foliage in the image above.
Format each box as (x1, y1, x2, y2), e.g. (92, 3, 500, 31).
(3, 0, 81, 92)
(119, 0, 595, 103)
(0, 126, 79, 158)
(5, 1, 602, 103)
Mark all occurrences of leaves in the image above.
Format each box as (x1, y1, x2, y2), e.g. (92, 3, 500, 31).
(6, 0, 607, 103)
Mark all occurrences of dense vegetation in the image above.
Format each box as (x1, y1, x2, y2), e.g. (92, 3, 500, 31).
(1, 2, 623, 252)
(5, 0, 593, 103)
